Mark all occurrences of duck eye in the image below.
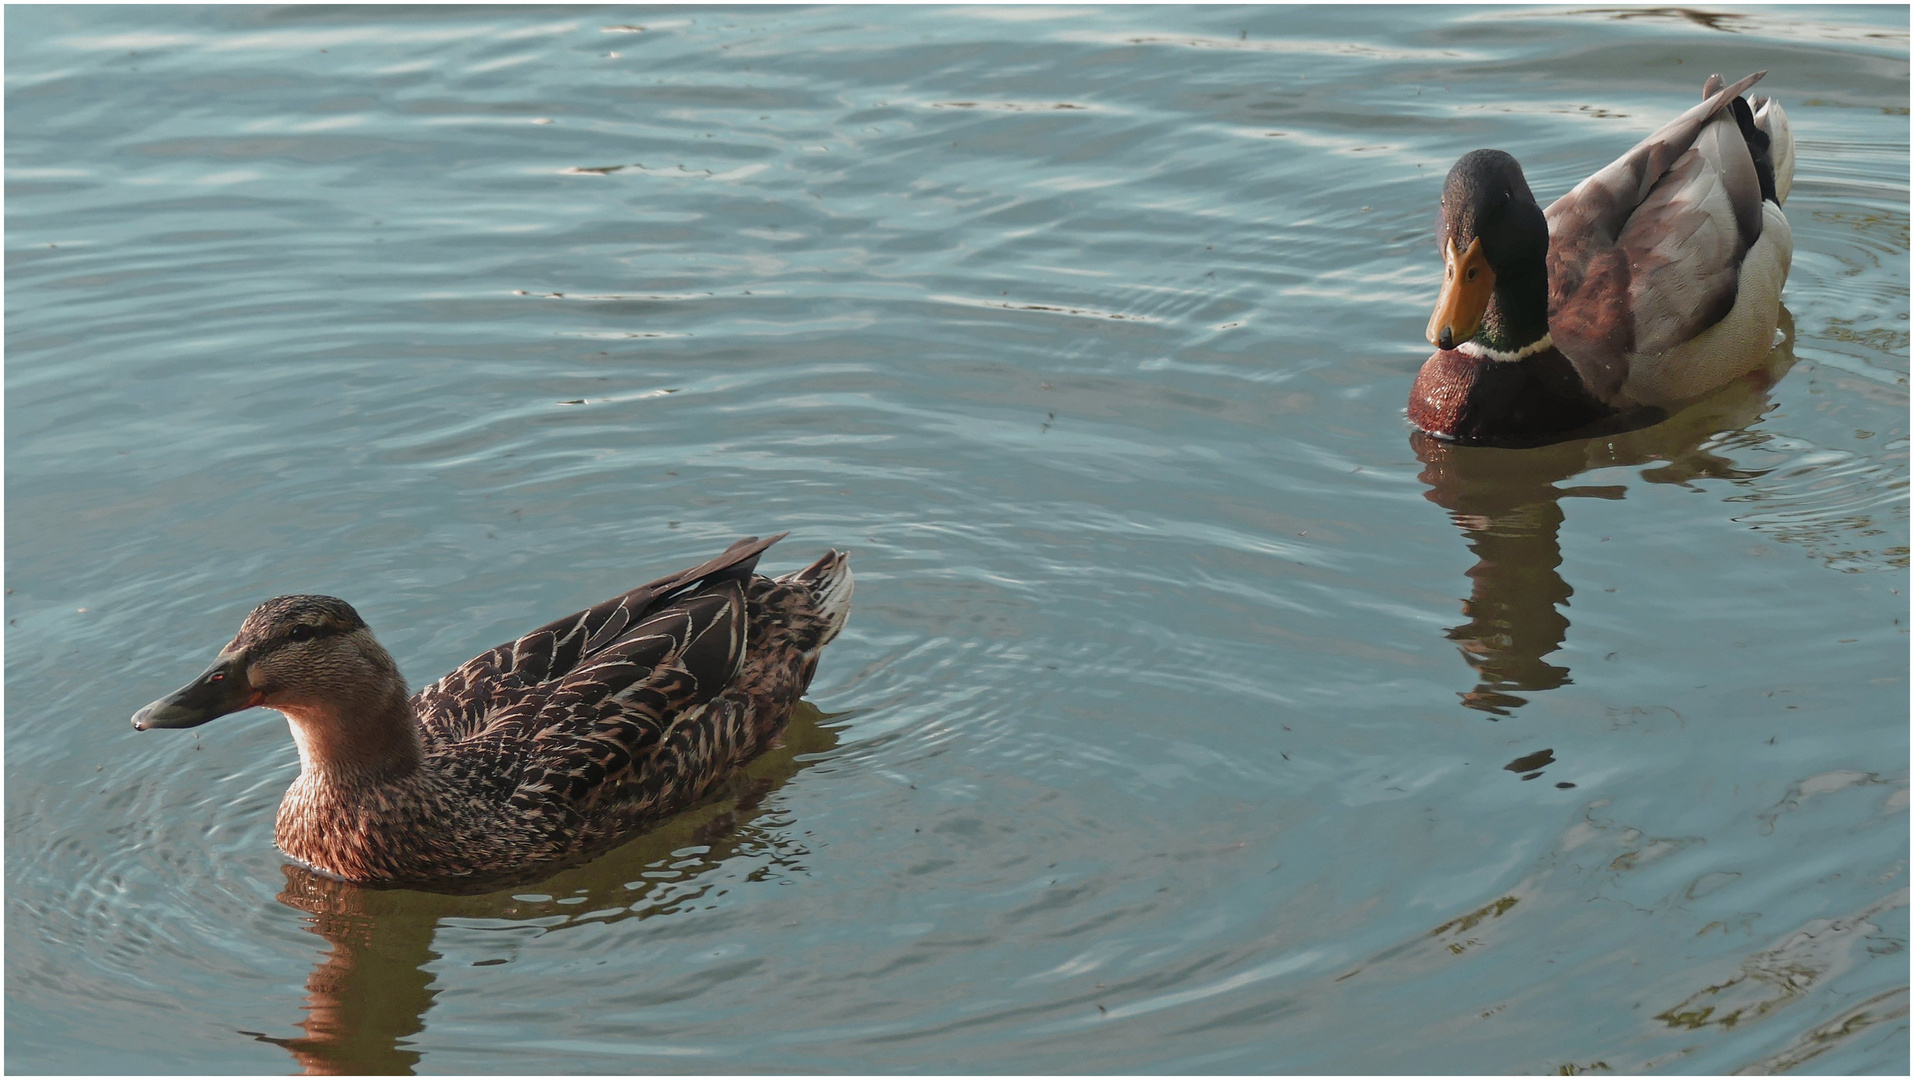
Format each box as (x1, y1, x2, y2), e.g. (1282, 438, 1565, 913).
(208, 671, 225, 683)
(288, 625, 315, 643)
(1466, 267, 1478, 281)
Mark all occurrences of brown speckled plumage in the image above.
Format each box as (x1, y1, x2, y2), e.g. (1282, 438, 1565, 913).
(135, 534, 851, 887)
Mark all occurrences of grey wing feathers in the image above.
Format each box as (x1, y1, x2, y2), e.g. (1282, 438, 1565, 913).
(1547, 71, 1765, 243)
(1547, 72, 1773, 371)
(1618, 132, 1749, 356)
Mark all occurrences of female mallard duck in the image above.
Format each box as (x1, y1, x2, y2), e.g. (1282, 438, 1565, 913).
(133, 534, 851, 886)
(1411, 71, 1794, 446)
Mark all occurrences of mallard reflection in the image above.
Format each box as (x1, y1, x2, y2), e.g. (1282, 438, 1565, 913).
(1413, 310, 1797, 717)
(245, 702, 843, 1075)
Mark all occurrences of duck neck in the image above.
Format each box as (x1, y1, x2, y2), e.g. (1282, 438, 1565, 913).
(282, 684, 423, 789)
(1470, 270, 1552, 357)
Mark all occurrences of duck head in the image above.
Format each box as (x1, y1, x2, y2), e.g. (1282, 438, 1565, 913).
(1412, 151, 1620, 445)
(1427, 149, 1551, 354)
(132, 593, 407, 731)
(135, 594, 420, 780)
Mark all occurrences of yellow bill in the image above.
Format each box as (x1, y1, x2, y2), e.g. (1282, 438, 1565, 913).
(1425, 236, 1496, 350)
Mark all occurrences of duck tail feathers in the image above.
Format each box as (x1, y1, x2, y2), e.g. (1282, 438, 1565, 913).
(1705, 73, 1791, 208)
(782, 549, 853, 648)
(1750, 95, 1793, 205)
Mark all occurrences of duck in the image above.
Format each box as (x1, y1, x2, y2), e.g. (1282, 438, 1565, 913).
(1411, 71, 1794, 446)
(133, 534, 852, 887)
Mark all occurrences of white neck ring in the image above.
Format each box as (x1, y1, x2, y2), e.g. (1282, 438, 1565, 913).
(1458, 333, 1554, 363)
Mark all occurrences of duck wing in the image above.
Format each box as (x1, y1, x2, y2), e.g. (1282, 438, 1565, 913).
(413, 534, 783, 744)
(508, 575, 750, 810)
(409, 574, 754, 857)
(1545, 72, 1768, 399)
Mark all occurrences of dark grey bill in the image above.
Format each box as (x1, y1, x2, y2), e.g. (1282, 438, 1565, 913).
(132, 655, 258, 730)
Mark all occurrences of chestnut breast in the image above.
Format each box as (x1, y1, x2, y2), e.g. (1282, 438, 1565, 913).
(1409, 346, 1617, 447)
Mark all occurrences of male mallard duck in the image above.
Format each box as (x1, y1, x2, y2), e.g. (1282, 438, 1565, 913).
(1411, 72, 1794, 446)
(133, 534, 852, 886)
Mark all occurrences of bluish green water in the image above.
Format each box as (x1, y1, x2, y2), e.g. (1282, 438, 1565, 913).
(6, 4, 1907, 1073)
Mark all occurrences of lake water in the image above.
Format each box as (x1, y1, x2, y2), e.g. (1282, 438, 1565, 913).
(5, 4, 1908, 1074)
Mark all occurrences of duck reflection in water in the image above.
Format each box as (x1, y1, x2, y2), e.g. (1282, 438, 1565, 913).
(1413, 311, 1797, 716)
(243, 702, 842, 1076)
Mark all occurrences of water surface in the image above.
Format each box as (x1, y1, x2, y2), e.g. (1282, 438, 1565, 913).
(6, 4, 1908, 1073)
